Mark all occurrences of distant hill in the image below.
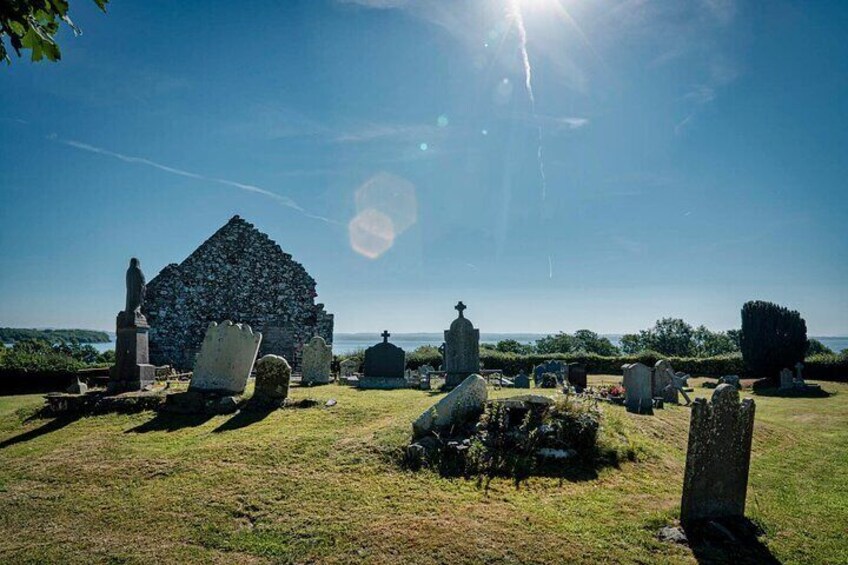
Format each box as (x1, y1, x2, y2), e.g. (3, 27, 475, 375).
(0, 328, 111, 344)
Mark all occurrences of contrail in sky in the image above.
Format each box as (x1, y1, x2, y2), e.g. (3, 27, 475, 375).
(51, 135, 340, 225)
(507, 0, 548, 201)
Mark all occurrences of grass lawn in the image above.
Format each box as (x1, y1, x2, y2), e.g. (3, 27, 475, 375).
(0, 376, 846, 564)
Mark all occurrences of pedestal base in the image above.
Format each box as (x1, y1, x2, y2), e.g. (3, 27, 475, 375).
(107, 313, 156, 395)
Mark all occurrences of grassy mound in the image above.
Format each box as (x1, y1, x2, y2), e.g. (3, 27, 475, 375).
(0, 376, 846, 564)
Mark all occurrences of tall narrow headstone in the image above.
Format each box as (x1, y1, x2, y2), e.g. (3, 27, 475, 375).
(622, 362, 653, 413)
(301, 336, 333, 385)
(443, 301, 480, 388)
(680, 384, 756, 527)
(108, 258, 156, 394)
(359, 331, 407, 389)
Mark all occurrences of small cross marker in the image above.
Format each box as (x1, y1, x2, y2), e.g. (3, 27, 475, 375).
(381, 330, 390, 343)
(455, 301, 466, 318)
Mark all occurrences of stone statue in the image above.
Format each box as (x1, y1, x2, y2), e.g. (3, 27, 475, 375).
(125, 257, 146, 316)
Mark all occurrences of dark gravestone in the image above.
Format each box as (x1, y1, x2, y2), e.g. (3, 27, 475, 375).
(443, 301, 480, 389)
(567, 362, 587, 390)
(533, 360, 568, 386)
(513, 371, 530, 389)
(108, 258, 155, 394)
(680, 384, 756, 527)
(359, 331, 407, 389)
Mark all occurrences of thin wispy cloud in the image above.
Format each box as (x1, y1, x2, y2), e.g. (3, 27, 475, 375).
(50, 135, 340, 225)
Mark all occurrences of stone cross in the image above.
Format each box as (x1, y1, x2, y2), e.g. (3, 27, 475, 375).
(381, 330, 390, 343)
(455, 301, 466, 318)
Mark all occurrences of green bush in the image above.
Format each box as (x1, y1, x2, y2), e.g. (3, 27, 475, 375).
(741, 300, 807, 380)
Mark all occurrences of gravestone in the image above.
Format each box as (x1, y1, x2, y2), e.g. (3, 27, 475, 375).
(513, 371, 530, 389)
(251, 354, 291, 408)
(779, 368, 794, 390)
(412, 374, 487, 438)
(537, 373, 558, 388)
(443, 302, 480, 388)
(340, 358, 359, 377)
(188, 321, 263, 395)
(533, 360, 568, 386)
(358, 331, 407, 389)
(623, 362, 653, 413)
(719, 375, 741, 389)
(654, 360, 678, 404)
(301, 336, 333, 385)
(108, 258, 156, 394)
(567, 362, 587, 390)
(680, 384, 755, 527)
(794, 362, 804, 384)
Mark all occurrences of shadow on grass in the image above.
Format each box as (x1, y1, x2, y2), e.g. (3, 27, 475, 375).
(125, 412, 215, 433)
(751, 379, 832, 398)
(213, 406, 275, 433)
(684, 517, 781, 564)
(0, 414, 81, 450)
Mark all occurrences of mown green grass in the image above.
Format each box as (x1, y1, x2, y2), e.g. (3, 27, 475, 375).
(0, 377, 846, 564)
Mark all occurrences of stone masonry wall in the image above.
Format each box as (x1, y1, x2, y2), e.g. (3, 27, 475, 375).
(144, 216, 333, 370)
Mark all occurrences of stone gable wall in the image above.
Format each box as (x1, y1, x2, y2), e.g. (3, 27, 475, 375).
(144, 216, 333, 369)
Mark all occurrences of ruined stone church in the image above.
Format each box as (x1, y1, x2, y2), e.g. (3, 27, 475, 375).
(144, 216, 333, 369)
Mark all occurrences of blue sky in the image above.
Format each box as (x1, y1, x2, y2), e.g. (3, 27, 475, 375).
(1, 0, 846, 334)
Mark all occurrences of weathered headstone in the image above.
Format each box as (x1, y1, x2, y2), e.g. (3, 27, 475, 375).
(301, 336, 333, 385)
(533, 360, 568, 386)
(567, 362, 587, 390)
(719, 374, 741, 389)
(412, 374, 487, 438)
(680, 384, 755, 527)
(340, 358, 359, 377)
(779, 367, 794, 390)
(251, 354, 291, 407)
(654, 360, 679, 404)
(623, 362, 653, 413)
(513, 371, 530, 389)
(108, 258, 156, 394)
(358, 331, 407, 389)
(443, 302, 481, 388)
(188, 321, 263, 395)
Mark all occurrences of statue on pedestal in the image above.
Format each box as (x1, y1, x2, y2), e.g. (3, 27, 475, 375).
(108, 258, 155, 394)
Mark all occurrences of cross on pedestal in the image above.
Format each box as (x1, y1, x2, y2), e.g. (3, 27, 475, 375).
(455, 301, 466, 318)
(381, 330, 390, 343)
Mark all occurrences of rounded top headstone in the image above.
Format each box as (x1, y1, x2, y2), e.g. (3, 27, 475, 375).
(712, 383, 740, 405)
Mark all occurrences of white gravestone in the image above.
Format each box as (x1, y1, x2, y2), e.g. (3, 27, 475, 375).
(189, 321, 262, 395)
(302, 336, 333, 385)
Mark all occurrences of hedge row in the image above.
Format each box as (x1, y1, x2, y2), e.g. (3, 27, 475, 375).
(335, 350, 848, 381)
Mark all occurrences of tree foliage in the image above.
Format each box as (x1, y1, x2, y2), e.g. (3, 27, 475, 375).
(535, 330, 620, 356)
(0, 0, 108, 64)
(806, 338, 833, 356)
(620, 318, 738, 357)
(0, 338, 112, 371)
(740, 300, 807, 379)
